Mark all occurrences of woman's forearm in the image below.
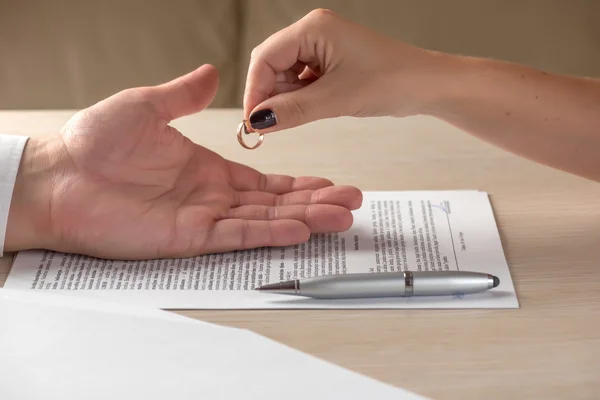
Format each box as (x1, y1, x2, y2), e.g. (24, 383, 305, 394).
(423, 54, 600, 181)
(242, 8, 600, 182)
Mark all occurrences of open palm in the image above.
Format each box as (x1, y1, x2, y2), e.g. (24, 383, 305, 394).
(49, 65, 361, 259)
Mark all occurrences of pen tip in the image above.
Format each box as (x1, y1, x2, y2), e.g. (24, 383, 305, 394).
(493, 276, 500, 288)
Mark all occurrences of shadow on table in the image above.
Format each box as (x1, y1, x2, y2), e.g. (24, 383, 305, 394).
(266, 290, 516, 308)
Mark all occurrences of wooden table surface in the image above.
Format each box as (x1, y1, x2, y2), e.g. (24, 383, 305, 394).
(1, 110, 599, 400)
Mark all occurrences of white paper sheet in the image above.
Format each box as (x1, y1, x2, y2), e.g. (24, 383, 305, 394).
(4, 191, 518, 309)
(0, 288, 429, 400)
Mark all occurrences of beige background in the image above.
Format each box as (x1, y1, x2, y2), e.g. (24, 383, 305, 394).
(1, 0, 599, 109)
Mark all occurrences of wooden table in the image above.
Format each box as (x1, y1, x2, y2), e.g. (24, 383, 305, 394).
(1, 110, 599, 400)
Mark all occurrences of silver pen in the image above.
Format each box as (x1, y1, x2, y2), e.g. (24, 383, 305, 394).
(254, 271, 499, 299)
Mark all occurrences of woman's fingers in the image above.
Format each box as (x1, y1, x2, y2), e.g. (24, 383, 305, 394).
(243, 24, 303, 121)
(243, 8, 417, 133)
(243, 9, 348, 133)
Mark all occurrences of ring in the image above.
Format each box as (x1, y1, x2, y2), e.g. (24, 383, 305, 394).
(237, 120, 264, 150)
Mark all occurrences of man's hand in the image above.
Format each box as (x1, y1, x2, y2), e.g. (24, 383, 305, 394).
(5, 64, 362, 259)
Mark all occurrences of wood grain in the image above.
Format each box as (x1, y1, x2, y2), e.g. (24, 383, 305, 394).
(1, 110, 599, 400)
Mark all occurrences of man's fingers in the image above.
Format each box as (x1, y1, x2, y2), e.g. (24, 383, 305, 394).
(152, 64, 219, 121)
(260, 174, 334, 194)
(234, 191, 314, 207)
(227, 160, 333, 193)
(201, 219, 310, 254)
(234, 186, 363, 210)
(227, 204, 354, 233)
(226, 160, 362, 209)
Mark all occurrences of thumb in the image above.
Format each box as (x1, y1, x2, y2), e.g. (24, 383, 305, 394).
(152, 64, 219, 121)
(247, 77, 345, 133)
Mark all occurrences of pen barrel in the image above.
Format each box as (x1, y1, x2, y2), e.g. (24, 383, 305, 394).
(410, 271, 494, 296)
(300, 272, 407, 299)
(298, 271, 495, 299)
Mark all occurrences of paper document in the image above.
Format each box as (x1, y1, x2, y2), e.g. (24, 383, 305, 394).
(4, 191, 518, 309)
(0, 288, 429, 399)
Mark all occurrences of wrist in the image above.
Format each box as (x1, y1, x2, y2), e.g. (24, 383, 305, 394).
(413, 52, 505, 120)
(393, 49, 473, 118)
(5, 136, 67, 252)
(384, 41, 493, 120)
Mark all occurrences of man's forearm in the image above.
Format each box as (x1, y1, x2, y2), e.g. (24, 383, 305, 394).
(424, 54, 600, 182)
(0, 134, 29, 255)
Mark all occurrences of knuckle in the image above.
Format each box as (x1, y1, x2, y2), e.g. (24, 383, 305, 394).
(267, 206, 278, 220)
(304, 204, 312, 224)
(276, 194, 288, 207)
(307, 8, 337, 21)
(241, 220, 250, 248)
(250, 45, 262, 60)
(284, 96, 312, 119)
(257, 173, 268, 192)
(302, 8, 340, 36)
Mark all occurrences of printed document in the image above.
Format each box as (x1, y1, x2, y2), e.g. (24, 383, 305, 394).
(4, 191, 519, 309)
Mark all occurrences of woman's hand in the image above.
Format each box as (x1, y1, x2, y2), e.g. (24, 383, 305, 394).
(243, 9, 444, 132)
(244, 9, 600, 183)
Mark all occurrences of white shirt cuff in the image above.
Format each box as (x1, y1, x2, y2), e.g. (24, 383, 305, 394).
(0, 134, 28, 256)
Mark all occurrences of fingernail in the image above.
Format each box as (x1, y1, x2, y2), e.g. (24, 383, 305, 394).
(249, 109, 277, 130)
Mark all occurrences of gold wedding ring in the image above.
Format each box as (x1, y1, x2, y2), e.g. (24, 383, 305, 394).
(237, 120, 264, 150)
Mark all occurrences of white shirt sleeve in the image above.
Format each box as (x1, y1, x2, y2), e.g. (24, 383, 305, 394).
(0, 134, 28, 256)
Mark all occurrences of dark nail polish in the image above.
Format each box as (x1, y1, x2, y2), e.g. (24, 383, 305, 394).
(249, 109, 277, 130)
